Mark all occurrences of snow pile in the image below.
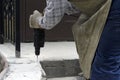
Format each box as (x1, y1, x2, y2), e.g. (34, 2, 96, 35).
(4, 62, 42, 80)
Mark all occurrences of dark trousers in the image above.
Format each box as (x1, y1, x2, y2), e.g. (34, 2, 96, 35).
(91, 0, 120, 80)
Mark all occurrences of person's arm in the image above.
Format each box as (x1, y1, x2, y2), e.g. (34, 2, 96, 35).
(29, 0, 80, 30)
(39, 0, 68, 30)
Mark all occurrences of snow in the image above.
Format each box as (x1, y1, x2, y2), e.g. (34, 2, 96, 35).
(0, 42, 79, 80)
(4, 63, 42, 80)
(39, 42, 79, 61)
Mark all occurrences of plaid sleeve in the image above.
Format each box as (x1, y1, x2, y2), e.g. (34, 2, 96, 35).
(39, 0, 79, 30)
(39, 0, 67, 29)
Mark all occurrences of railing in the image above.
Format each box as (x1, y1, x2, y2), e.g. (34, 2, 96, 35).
(0, 0, 4, 44)
(1, 0, 20, 58)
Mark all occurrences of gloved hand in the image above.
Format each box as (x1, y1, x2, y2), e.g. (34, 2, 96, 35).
(29, 10, 42, 29)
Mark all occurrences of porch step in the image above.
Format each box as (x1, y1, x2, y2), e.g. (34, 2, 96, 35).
(47, 76, 86, 80)
(40, 59, 82, 78)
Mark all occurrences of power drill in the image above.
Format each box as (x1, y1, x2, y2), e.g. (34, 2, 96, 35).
(34, 29, 45, 60)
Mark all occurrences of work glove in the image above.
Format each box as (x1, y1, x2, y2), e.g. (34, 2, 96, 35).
(29, 10, 42, 29)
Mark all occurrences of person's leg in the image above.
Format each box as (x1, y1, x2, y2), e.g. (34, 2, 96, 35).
(91, 11, 120, 80)
(90, 0, 120, 79)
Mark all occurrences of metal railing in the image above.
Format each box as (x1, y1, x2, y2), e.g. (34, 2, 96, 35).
(2, 0, 20, 58)
(0, 0, 4, 44)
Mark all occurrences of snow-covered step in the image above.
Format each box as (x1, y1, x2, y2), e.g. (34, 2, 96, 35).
(0, 42, 84, 80)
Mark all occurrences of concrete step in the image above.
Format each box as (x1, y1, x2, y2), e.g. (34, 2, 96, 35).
(47, 76, 86, 80)
(40, 59, 82, 78)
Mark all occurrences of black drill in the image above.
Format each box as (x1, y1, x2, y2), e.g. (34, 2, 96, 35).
(34, 29, 45, 59)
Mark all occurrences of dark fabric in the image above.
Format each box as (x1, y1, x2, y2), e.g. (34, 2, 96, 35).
(0, 0, 3, 34)
(91, 0, 120, 80)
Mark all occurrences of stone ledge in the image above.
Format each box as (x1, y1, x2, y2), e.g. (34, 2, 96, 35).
(40, 59, 81, 78)
(0, 53, 9, 80)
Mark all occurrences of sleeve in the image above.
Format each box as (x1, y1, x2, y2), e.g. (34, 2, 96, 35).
(65, 1, 80, 15)
(38, 0, 68, 30)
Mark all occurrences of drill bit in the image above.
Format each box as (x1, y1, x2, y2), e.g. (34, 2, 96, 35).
(36, 55, 38, 62)
(35, 49, 40, 62)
